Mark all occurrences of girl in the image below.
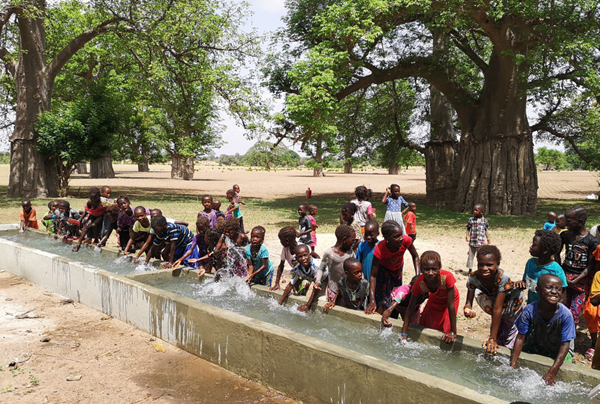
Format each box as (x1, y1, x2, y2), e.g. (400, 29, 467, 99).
(399, 251, 459, 344)
(204, 227, 226, 273)
(270, 226, 298, 291)
(177, 216, 211, 276)
(349, 185, 374, 235)
(198, 195, 217, 228)
(365, 221, 420, 315)
(308, 205, 319, 253)
(463, 245, 525, 355)
(381, 184, 408, 235)
(244, 226, 274, 286)
(116, 195, 135, 252)
(315, 225, 356, 302)
(214, 217, 248, 279)
(340, 202, 362, 249)
(123, 206, 152, 255)
(73, 187, 106, 251)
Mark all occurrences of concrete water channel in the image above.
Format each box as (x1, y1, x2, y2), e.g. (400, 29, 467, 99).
(0, 225, 597, 404)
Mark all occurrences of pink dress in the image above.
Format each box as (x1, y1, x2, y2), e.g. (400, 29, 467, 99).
(308, 215, 317, 247)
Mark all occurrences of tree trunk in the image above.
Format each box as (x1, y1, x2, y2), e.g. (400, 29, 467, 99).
(90, 154, 115, 178)
(138, 162, 150, 172)
(344, 161, 352, 173)
(388, 164, 400, 175)
(75, 162, 88, 174)
(313, 166, 324, 177)
(171, 154, 195, 180)
(138, 148, 150, 172)
(453, 48, 537, 215)
(312, 134, 325, 177)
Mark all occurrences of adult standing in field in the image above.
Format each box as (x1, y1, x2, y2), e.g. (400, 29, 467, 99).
(350, 186, 375, 236)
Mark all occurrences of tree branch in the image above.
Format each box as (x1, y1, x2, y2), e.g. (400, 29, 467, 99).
(531, 123, 590, 163)
(449, 29, 488, 73)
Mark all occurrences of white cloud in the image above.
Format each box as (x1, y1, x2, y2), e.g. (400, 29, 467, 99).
(253, 0, 286, 14)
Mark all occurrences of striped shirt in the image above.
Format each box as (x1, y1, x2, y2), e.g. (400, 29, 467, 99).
(152, 223, 194, 247)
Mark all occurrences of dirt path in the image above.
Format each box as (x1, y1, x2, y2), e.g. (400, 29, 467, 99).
(0, 271, 296, 404)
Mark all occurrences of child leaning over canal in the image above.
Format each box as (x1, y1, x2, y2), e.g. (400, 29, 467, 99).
(270, 226, 298, 291)
(323, 257, 369, 312)
(279, 244, 321, 311)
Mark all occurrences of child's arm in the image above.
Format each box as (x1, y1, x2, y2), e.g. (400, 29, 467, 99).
(381, 188, 390, 204)
(400, 294, 420, 342)
(556, 236, 564, 266)
(408, 244, 420, 275)
(463, 289, 476, 317)
(139, 235, 156, 263)
(382, 300, 400, 327)
(270, 260, 285, 291)
(244, 258, 255, 282)
(278, 283, 293, 305)
(123, 235, 136, 254)
(365, 257, 380, 314)
(299, 283, 322, 312)
(484, 291, 507, 355)
(442, 288, 457, 344)
(569, 251, 595, 286)
(248, 257, 268, 281)
(485, 228, 490, 244)
(97, 226, 114, 247)
(323, 290, 339, 313)
(510, 333, 526, 369)
(162, 242, 177, 267)
(175, 243, 197, 266)
(173, 220, 189, 227)
(541, 341, 570, 385)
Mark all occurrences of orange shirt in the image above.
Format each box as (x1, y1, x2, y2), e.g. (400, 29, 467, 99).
(20, 207, 39, 229)
(404, 211, 416, 235)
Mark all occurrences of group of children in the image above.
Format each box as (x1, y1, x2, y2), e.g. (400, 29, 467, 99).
(17, 183, 600, 385)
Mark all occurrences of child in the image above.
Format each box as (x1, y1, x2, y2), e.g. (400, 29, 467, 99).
(515, 230, 567, 304)
(204, 227, 226, 272)
(324, 257, 369, 312)
(225, 189, 244, 233)
(43, 200, 59, 233)
(146, 215, 196, 268)
(511, 274, 575, 386)
(214, 217, 248, 279)
(465, 203, 490, 275)
(399, 251, 459, 344)
(553, 214, 566, 235)
(381, 184, 408, 234)
(355, 220, 379, 280)
(349, 185, 375, 235)
(380, 276, 427, 326)
(73, 187, 106, 251)
(463, 245, 525, 354)
(244, 226, 274, 286)
(543, 211, 557, 231)
(96, 205, 120, 247)
(198, 195, 217, 228)
(297, 203, 319, 258)
(212, 200, 226, 222)
(340, 202, 362, 249)
(315, 225, 356, 302)
(365, 220, 420, 314)
(176, 216, 211, 275)
(279, 244, 321, 311)
(56, 200, 81, 238)
(589, 268, 600, 369)
(232, 184, 246, 207)
(556, 206, 598, 325)
(270, 226, 298, 291)
(100, 186, 113, 207)
(123, 206, 152, 254)
(116, 195, 136, 252)
(308, 205, 319, 254)
(403, 202, 417, 241)
(19, 199, 39, 232)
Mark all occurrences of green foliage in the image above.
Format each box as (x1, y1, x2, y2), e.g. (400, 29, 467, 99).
(535, 147, 567, 171)
(241, 141, 301, 169)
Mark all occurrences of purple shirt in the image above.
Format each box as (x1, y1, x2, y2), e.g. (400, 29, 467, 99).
(200, 209, 217, 228)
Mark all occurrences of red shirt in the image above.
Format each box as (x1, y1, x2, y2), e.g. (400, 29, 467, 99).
(373, 235, 413, 271)
(404, 211, 416, 235)
(412, 270, 456, 298)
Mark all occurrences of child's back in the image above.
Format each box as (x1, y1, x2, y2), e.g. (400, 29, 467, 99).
(356, 240, 377, 279)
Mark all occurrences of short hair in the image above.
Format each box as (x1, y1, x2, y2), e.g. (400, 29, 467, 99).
(335, 224, 355, 242)
(278, 226, 297, 241)
(408, 202, 416, 208)
(537, 273, 561, 289)
(390, 184, 400, 191)
(295, 244, 310, 255)
(205, 227, 222, 245)
(220, 217, 240, 232)
(134, 206, 146, 214)
(106, 205, 120, 216)
(355, 185, 368, 200)
(151, 215, 167, 228)
(251, 225, 266, 236)
(101, 185, 111, 192)
(308, 205, 318, 215)
(152, 208, 163, 215)
(117, 195, 130, 203)
(299, 203, 309, 210)
(381, 220, 402, 239)
(226, 189, 235, 196)
(365, 220, 379, 231)
(47, 200, 55, 209)
(342, 202, 357, 215)
(59, 200, 71, 210)
(343, 257, 361, 272)
(474, 203, 484, 211)
(566, 205, 588, 224)
(22, 199, 31, 205)
(89, 187, 100, 197)
(212, 200, 221, 209)
(476, 245, 501, 263)
(202, 195, 213, 201)
(196, 216, 210, 228)
(420, 251, 442, 268)
(534, 229, 561, 255)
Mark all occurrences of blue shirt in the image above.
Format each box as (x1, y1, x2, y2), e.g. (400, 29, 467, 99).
(515, 301, 575, 359)
(543, 221, 556, 231)
(152, 223, 194, 247)
(522, 258, 567, 303)
(356, 240, 378, 280)
(385, 196, 408, 213)
(244, 245, 273, 282)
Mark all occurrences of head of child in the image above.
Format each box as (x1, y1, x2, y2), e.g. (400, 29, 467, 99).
(355, 185, 368, 201)
(565, 206, 587, 232)
(106, 205, 120, 223)
(341, 202, 356, 224)
(196, 216, 210, 235)
(546, 211, 556, 224)
(365, 188, 373, 202)
(420, 251, 442, 283)
(556, 214, 566, 229)
(134, 206, 149, 225)
(408, 202, 417, 212)
(530, 230, 560, 259)
(150, 208, 162, 218)
(343, 257, 363, 283)
(298, 203, 308, 217)
(212, 200, 222, 212)
(89, 187, 101, 203)
(308, 205, 318, 217)
(364, 220, 379, 247)
(335, 224, 356, 251)
(233, 184, 240, 194)
(221, 217, 240, 239)
(21, 199, 32, 213)
(101, 186, 111, 199)
(48, 200, 58, 212)
(278, 226, 297, 250)
(205, 228, 221, 249)
(150, 215, 168, 235)
(473, 203, 484, 218)
(295, 244, 312, 269)
(475, 245, 501, 280)
(250, 226, 265, 247)
(58, 200, 70, 214)
(202, 195, 213, 212)
(390, 184, 401, 199)
(538, 274, 563, 307)
(381, 220, 404, 252)
(226, 189, 235, 202)
(117, 195, 131, 211)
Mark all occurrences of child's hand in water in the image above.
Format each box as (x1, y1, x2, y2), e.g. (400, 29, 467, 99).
(162, 262, 173, 269)
(483, 338, 499, 355)
(542, 370, 557, 386)
(399, 333, 408, 346)
(464, 308, 477, 318)
(297, 304, 310, 312)
(381, 308, 394, 327)
(442, 332, 456, 344)
(323, 301, 335, 313)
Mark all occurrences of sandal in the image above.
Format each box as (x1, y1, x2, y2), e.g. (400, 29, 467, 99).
(586, 348, 595, 361)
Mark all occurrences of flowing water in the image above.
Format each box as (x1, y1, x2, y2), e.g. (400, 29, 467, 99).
(1, 231, 594, 403)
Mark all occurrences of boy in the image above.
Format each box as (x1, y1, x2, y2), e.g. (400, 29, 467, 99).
(297, 203, 313, 247)
(19, 199, 39, 232)
(355, 220, 379, 280)
(511, 274, 575, 386)
(589, 267, 600, 369)
(404, 202, 417, 241)
(324, 258, 369, 312)
(146, 215, 195, 268)
(226, 188, 244, 232)
(465, 203, 490, 275)
(553, 214, 566, 235)
(212, 200, 226, 222)
(543, 211, 557, 231)
(278, 244, 321, 312)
